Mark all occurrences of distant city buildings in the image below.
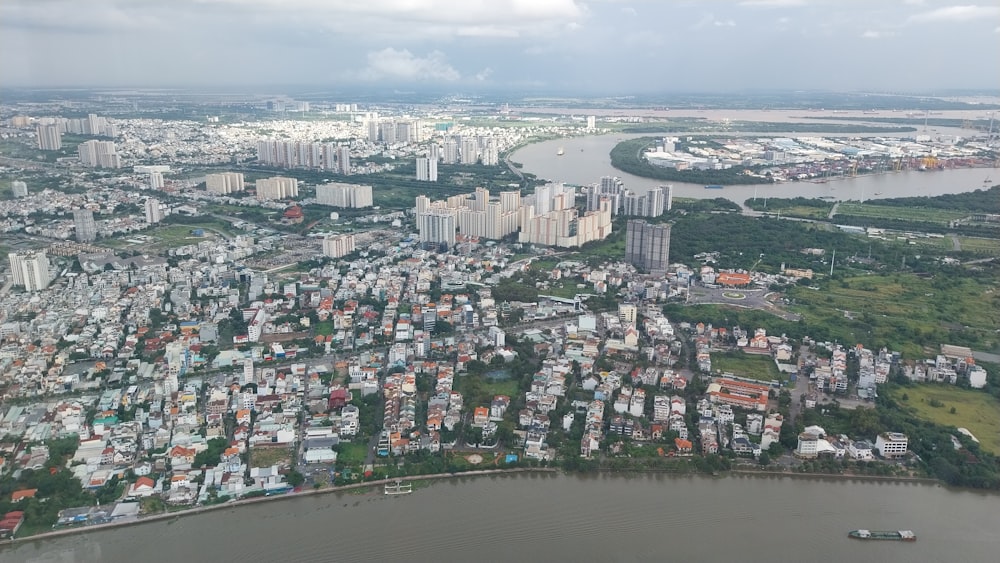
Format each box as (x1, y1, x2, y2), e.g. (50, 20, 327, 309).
(322, 234, 356, 258)
(7, 250, 50, 292)
(587, 115, 596, 131)
(36, 124, 61, 150)
(625, 220, 672, 274)
(145, 198, 165, 224)
(205, 172, 245, 194)
(315, 183, 372, 208)
(623, 185, 667, 217)
(416, 157, 438, 182)
(78, 140, 121, 168)
(73, 209, 98, 242)
(255, 177, 298, 200)
(257, 140, 349, 171)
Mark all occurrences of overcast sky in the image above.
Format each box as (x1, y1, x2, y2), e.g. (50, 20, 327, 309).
(1, 0, 998, 92)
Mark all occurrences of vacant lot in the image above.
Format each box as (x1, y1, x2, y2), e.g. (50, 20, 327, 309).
(250, 446, 292, 468)
(789, 273, 1000, 358)
(890, 385, 1000, 455)
(835, 203, 966, 225)
(712, 351, 783, 381)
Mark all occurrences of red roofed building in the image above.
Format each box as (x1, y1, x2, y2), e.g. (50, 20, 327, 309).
(717, 272, 752, 287)
(10, 489, 37, 502)
(328, 388, 350, 410)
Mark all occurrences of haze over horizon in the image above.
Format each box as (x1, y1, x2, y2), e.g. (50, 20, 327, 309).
(1, 0, 999, 92)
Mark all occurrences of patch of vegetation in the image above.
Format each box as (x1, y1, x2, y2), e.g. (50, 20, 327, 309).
(712, 351, 784, 381)
(889, 385, 1000, 455)
(249, 446, 292, 468)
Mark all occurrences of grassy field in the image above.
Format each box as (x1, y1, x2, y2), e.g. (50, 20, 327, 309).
(890, 385, 1000, 454)
(835, 203, 966, 225)
(712, 351, 783, 381)
(959, 237, 1000, 255)
(768, 205, 833, 220)
(106, 222, 235, 251)
(788, 273, 1000, 358)
(337, 442, 369, 466)
(313, 321, 334, 336)
(249, 446, 292, 468)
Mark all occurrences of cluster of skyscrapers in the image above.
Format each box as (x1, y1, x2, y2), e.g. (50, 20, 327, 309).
(585, 176, 672, 218)
(367, 118, 423, 145)
(78, 140, 121, 168)
(256, 140, 350, 174)
(35, 114, 117, 151)
(414, 136, 500, 182)
(315, 182, 373, 208)
(414, 183, 614, 249)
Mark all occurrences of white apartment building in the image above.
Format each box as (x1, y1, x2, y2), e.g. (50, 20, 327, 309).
(144, 198, 164, 224)
(874, 432, 908, 459)
(206, 172, 246, 194)
(36, 124, 61, 150)
(8, 250, 51, 292)
(255, 176, 298, 200)
(11, 180, 28, 198)
(315, 183, 372, 208)
(416, 156, 438, 182)
(148, 171, 164, 190)
(323, 234, 356, 258)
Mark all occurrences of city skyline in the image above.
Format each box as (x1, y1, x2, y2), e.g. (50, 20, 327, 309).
(1, 1, 998, 91)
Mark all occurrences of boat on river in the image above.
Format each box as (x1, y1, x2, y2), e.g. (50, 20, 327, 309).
(704, 185, 724, 190)
(848, 530, 916, 542)
(556, 148, 564, 156)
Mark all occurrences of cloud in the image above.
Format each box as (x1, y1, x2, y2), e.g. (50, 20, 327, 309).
(861, 30, 896, 39)
(907, 4, 1000, 23)
(694, 13, 738, 29)
(358, 48, 461, 81)
(739, 0, 806, 7)
(475, 67, 493, 81)
(1, 0, 586, 38)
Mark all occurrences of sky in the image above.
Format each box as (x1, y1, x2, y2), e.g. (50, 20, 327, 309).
(1, 0, 998, 92)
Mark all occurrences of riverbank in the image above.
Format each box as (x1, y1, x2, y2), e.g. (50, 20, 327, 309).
(4, 467, 558, 545)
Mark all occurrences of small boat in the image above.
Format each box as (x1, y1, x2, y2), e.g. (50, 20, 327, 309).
(985, 176, 992, 184)
(848, 530, 916, 542)
(704, 185, 724, 190)
(556, 148, 565, 156)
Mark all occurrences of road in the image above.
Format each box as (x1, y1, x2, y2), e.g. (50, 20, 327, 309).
(787, 344, 812, 425)
(827, 202, 840, 220)
(687, 285, 802, 321)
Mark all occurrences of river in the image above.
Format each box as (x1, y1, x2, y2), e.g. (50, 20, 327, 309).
(5, 474, 998, 562)
(510, 134, 996, 204)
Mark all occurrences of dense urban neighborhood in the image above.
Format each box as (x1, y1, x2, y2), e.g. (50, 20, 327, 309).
(1, 94, 999, 541)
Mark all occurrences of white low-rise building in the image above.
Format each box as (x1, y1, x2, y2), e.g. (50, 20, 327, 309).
(875, 432, 908, 459)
